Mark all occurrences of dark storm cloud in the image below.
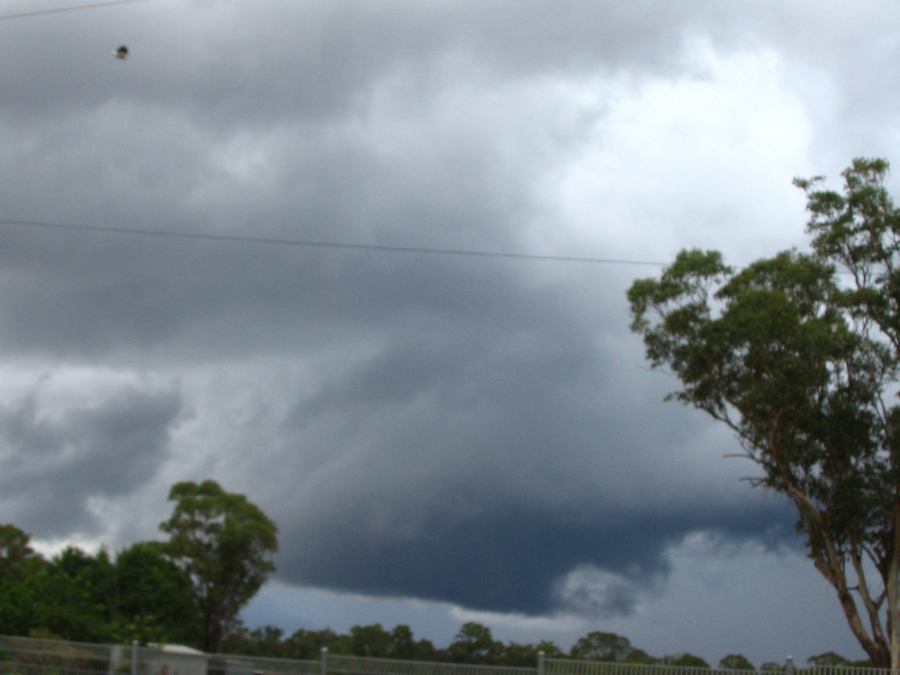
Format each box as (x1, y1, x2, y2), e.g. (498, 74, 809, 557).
(0, 86, 551, 363)
(262, 287, 798, 615)
(0, 0, 888, 638)
(278, 497, 794, 615)
(0, 1, 710, 130)
(0, 379, 182, 535)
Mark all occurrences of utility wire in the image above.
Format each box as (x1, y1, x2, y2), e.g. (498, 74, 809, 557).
(0, 0, 157, 22)
(0, 217, 668, 267)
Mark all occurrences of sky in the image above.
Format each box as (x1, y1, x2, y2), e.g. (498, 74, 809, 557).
(2, 0, 900, 667)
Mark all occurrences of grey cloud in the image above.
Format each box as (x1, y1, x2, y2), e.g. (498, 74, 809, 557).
(1, 0, 894, 648)
(273, 483, 794, 615)
(0, 1, 711, 126)
(257, 300, 797, 615)
(0, 379, 183, 535)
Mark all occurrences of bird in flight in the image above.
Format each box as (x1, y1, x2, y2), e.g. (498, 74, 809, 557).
(113, 45, 128, 60)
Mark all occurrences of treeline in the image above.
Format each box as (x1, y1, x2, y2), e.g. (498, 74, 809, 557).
(1, 480, 279, 653)
(221, 622, 714, 667)
(0, 523, 865, 669)
(221, 624, 865, 671)
(0, 524, 201, 646)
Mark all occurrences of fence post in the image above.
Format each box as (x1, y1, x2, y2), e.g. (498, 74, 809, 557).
(321, 647, 329, 675)
(131, 640, 138, 675)
(785, 656, 795, 675)
(538, 651, 545, 675)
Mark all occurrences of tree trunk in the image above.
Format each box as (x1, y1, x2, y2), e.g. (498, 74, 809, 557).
(891, 497, 900, 670)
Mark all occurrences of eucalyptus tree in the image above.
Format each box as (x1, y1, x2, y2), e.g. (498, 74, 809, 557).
(160, 480, 278, 653)
(628, 159, 900, 667)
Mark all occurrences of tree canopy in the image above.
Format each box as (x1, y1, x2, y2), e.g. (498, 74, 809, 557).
(160, 479, 279, 653)
(114, 540, 201, 645)
(719, 654, 755, 670)
(570, 631, 633, 662)
(628, 158, 900, 667)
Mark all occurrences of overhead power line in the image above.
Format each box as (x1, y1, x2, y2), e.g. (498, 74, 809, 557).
(0, 0, 157, 22)
(0, 217, 668, 267)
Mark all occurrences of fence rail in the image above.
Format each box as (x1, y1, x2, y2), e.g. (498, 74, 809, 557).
(542, 660, 900, 675)
(326, 653, 534, 675)
(3, 635, 900, 675)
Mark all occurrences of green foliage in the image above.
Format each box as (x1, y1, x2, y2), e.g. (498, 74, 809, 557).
(0, 524, 48, 636)
(113, 540, 201, 646)
(160, 479, 279, 653)
(570, 631, 633, 661)
(0, 524, 39, 572)
(388, 624, 438, 660)
(535, 640, 566, 659)
(220, 624, 288, 657)
(0, 484, 271, 650)
(719, 654, 755, 670)
(350, 624, 394, 658)
(667, 653, 710, 668)
(244, 626, 334, 659)
(447, 622, 502, 663)
(807, 651, 851, 666)
(39, 547, 118, 642)
(624, 648, 658, 664)
(627, 158, 900, 667)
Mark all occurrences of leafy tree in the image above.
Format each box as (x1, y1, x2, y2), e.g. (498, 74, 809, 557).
(113, 541, 201, 645)
(350, 624, 394, 658)
(160, 480, 279, 652)
(278, 627, 344, 659)
(0, 524, 48, 636)
(220, 624, 288, 657)
(807, 652, 851, 666)
(719, 654, 755, 670)
(570, 631, 633, 661)
(0, 524, 38, 572)
(40, 547, 117, 642)
(759, 662, 785, 672)
(496, 642, 542, 667)
(624, 649, 658, 665)
(389, 624, 437, 660)
(535, 640, 566, 658)
(627, 158, 900, 667)
(666, 653, 710, 668)
(447, 622, 501, 663)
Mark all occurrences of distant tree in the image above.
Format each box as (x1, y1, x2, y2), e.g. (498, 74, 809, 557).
(280, 628, 344, 660)
(350, 624, 394, 658)
(759, 662, 785, 672)
(535, 640, 566, 658)
(228, 625, 286, 657)
(570, 631, 633, 661)
(41, 547, 117, 642)
(113, 540, 200, 646)
(389, 624, 437, 660)
(388, 624, 416, 659)
(667, 653, 710, 668)
(447, 622, 501, 663)
(493, 642, 540, 667)
(0, 524, 47, 636)
(628, 158, 900, 667)
(0, 524, 38, 572)
(160, 480, 278, 652)
(624, 649, 658, 665)
(808, 652, 851, 666)
(719, 654, 755, 670)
